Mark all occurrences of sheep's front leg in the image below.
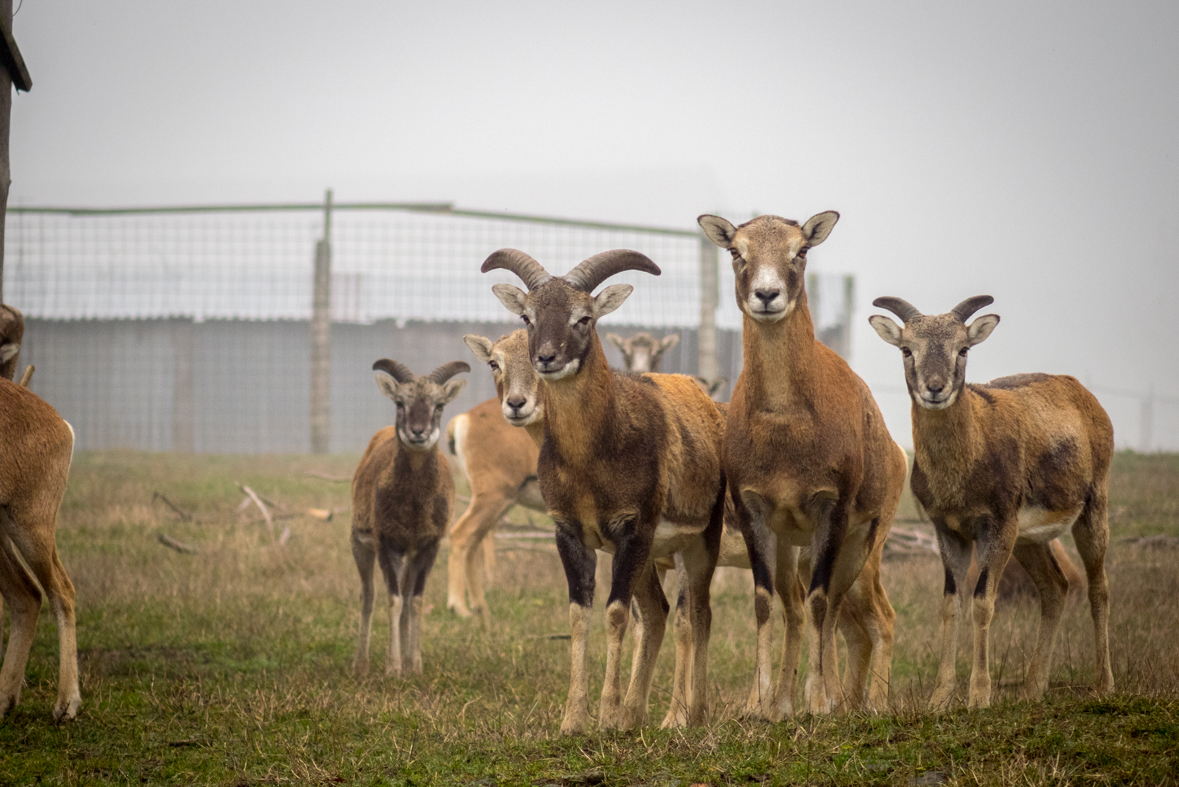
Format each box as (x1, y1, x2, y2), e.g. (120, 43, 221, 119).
(376, 535, 408, 677)
(555, 520, 596, 735)
(929, 526, 971, 710)
(403, 541, 440, 675)
(351, 529, 378, 676)
(599, 517, 652, 730)
(968, 519, 1017, 708)
(734, 491, 778, 719)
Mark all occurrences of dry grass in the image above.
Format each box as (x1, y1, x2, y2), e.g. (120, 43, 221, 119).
(0, 450, 1176, 785)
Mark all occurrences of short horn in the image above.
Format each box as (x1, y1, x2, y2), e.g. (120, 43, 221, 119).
(372, 358, 414, 384)
(480, 249, 553, 290)
(562, 249, 660, 292)
(872, 296, 923, 323)
(428, 361, 471, 384)
(951, 295, 995, 322)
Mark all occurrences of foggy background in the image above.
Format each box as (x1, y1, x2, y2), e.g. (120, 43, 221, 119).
(8, 1, 1178, 450)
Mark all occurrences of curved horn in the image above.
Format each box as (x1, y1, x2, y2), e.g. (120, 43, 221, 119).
(872, 296, 923, 323)
(428, 360, 470, 384)
(372, 358, 414, 384)
(562, 249, 661, 293)
(951, 295, 995, 323)
(480, 249, 553, 290)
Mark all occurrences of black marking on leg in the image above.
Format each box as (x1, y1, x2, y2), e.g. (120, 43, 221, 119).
(409, 541, 440, 597)
(974, 566, 989, 599)
(944, 564, 957, 596)
(607, 524, 652, 608)
(376, 533, 406, 598)
(555, 522, 596, 608)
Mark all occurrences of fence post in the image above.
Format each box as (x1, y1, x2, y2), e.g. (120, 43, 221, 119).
(698, 233, 719, 382)
(841, 273, 855, 362)
(171, 318, 195, 452)
(1140, 384, 1154, 453)
(310, 189, 333, 454)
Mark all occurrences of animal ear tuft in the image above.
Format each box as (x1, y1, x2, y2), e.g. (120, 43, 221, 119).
(605, 333, 625, 351)
(659, 334, 680, 353)
(868, 315, 903, 346)
(491, 283, 528, 316)
(593, 284, 634, 319)
(966, 314, 1000, 346)
(373, 369, 400, 400)
(802, 211, 840, 247)
(441, 378, 467, 404)
(463, 334, 495, 363)
(698, 215, 738, 249)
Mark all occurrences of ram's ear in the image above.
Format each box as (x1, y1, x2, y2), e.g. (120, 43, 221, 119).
(374, 369, 401, 400)
(593, 284, 633, 319)
(463, 334, 494, 363)
(659, 334, 680, 353)
(698, 215, 738, 249)
(441, 379, 467, 404)
(802, 211, 840, 246)
(967, 314, 1000, 346)
(605, 333, 625, 352)
(0, 342, 18, 364)
(491, 283, 527, 316)
(868, 315, 903, 346)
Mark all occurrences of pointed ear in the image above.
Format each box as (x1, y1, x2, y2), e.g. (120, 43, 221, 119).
(966, 314, 1000, 346)
(374, 369, 401, 400)
(709, 377, 728, 397)
(868, 315, 903, 346)
(802, 211, 840, 247)
(593, 284, 633, 319)
(0, 342, 18, 364)
(698, 215, 738, 249)
(463, 334, 495, 363)
(605, 333, 625, 352)
(659, 334, 680, 353)
(441, 379, 467, 404)
(491, 283, 528, 316)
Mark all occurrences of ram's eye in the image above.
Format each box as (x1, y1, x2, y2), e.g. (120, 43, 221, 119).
(577, 316, 591, 327)
(958, 348, 969, 357)
(489, 361, 499, 371)
(521, 315, 531, 326)
(901, 347, 913, 358)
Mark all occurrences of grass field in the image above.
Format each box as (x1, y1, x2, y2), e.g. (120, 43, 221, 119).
(1, 450, 1177, 786)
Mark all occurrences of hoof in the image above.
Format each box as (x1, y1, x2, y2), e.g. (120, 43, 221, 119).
(53, 694, 82, 723)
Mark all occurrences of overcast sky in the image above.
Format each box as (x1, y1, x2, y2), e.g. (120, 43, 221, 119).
(9, 1, 1179, 448)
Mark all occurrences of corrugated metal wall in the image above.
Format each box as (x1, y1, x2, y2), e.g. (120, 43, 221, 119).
(19, 318, 743, 454)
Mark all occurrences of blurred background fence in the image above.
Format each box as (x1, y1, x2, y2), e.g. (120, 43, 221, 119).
(4, 196, 857, 454)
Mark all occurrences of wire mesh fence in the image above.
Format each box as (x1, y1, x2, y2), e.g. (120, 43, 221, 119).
(4, 202, 857, 454)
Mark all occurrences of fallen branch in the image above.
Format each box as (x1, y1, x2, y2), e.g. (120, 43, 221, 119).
(883, 527, 940, 557)
(157, 533, 198, 555)
(305, 471, 351, 482)
(152, 492, 193, 522)
(239, 485, 274, 535)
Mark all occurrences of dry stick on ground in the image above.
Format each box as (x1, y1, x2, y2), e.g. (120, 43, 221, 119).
(156, 533, 198, 555)
(239, 485, 274, 536)
(305, 471, 351, 482)
(151, 492, 194, 522)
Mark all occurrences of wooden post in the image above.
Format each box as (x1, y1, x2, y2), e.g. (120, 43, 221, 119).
(697, 233, 718, 382)
(0, 0, 33, 306)
(171, 319, 195, 452)
(310, 190, 333, 454)
(841, 274, 855, 363)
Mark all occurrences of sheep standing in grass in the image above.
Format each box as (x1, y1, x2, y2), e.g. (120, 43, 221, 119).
(351, 359, 469, 677)
(870, 295, 1114, 708)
